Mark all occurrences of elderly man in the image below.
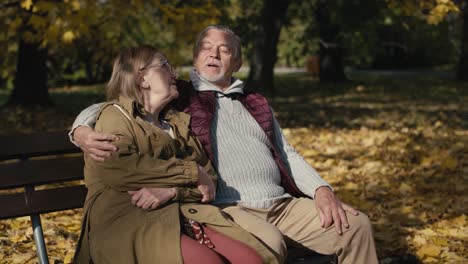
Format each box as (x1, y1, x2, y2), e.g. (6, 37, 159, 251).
(70, 25, 378, 263)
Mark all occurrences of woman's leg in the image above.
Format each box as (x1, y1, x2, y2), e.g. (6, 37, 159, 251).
(203, 226, 263, 264)
(181, 235, 225, 264)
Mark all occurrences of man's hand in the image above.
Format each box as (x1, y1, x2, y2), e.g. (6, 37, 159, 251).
(197, 165, 216, 203)
(73, 126, 118, 162)
(314, 186, 358, 235)
(128, 187, 176, 209)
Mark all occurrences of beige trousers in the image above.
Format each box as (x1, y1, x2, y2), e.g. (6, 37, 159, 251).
(222, 197, 378, 264)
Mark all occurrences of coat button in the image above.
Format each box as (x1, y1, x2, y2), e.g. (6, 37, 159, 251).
(188, 208, 197, 214)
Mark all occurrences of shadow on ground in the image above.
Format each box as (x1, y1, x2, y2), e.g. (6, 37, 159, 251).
(268, 73, 467, 263)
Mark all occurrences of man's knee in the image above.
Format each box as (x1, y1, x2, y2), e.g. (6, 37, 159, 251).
(347, 211, 373, 237)
(262, 226, 287, 260)
(341, 212, 379, 263)
(222, 206, 287, 262)
(238, 217, 286, 262)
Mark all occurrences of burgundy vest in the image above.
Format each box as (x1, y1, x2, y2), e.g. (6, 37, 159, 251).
(183, 89, 306, 198)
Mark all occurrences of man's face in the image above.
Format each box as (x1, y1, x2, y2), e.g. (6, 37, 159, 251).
(193, 29, 241, 89)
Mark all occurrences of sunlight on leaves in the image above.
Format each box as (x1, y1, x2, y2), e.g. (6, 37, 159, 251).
(62, 31, 76, 43)
(20, 0, 33, 10)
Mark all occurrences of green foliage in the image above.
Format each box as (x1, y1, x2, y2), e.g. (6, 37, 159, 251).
(368, 0, 463, 68)
(277, 18, 317, 67)
(277, 0, 462, 69)
(219, 0, 263, 63)
(344, 13, 461, 68)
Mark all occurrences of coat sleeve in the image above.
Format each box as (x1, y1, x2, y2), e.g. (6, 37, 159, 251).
(173, 187, 203, 202)
(182, 126, 218, 191)
(86, 105, 200, 192)
(167, 134, 217, 202)
(168, 114, 218, 201)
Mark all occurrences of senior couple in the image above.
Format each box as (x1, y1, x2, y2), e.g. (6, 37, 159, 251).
(72, 25, 378, 263)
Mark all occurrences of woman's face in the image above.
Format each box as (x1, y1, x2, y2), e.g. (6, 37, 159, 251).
(140, 56, 178, 100)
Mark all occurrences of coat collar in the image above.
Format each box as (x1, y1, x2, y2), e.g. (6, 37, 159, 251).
(117, 95, 145, 118)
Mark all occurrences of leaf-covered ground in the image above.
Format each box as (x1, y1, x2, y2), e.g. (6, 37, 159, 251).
(0, 73, 466, 263)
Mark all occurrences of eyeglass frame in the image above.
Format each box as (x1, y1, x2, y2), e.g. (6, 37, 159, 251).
(138, 59, 174, 74)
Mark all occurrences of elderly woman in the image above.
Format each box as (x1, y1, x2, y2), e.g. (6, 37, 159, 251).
(73, 45, 277, 264)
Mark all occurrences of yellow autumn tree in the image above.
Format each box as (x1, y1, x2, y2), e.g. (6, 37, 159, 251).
(387, 0, 460, 24)
(1, 0, 222, 106)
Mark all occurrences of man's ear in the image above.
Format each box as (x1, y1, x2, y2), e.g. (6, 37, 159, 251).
(234, 58, 242, 72)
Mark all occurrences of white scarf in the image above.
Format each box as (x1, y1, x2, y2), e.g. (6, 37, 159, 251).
(189, 69, 244, 95)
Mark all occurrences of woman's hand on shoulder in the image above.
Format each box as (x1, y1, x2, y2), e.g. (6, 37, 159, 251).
(128, 187, 176, 209)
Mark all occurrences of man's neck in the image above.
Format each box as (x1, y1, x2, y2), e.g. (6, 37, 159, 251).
(211, 79, 231, 91)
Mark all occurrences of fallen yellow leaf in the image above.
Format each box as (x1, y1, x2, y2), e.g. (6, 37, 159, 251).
(441, 155, 458, 170)
(424, 257, 438, 263)
(451, 214, 466, 226)
(417, 244, 442, 258)
(419, 228, 437, 237)
(431, 237, 448, 246)
(399, 183, 412, 194)
(421, 156, 435, 166)
(344, 182, 359, 190)
(412, 235, 427, 246)
(64, 249, 75, 264)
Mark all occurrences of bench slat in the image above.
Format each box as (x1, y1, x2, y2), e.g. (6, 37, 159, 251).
(0, 131, 80, 160)
(0, 156, 84, 189)
(0, 185, 87, 220)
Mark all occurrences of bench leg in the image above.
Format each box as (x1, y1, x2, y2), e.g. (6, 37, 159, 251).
(31, 214, 50, 264)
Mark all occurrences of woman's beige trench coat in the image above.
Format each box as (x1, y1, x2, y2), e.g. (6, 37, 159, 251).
(73, 96, 277, 264)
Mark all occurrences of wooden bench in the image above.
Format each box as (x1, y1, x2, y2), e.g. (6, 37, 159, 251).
(0, 131, 336, 264)
(0, 131, 85, 264)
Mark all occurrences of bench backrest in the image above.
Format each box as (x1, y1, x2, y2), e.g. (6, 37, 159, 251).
(0, 131, 86, 220)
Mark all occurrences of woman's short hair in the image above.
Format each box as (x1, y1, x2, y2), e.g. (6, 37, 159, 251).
(106, 45, 163, 105)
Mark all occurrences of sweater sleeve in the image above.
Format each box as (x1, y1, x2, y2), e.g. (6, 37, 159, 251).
(86, 105, 200, 192)
(272, 111, 332, 199)
(68, 103, 104, 146)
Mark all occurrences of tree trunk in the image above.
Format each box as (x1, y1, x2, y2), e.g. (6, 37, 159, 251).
(457, 1, 468, 81)
(8, 38, 51, 106)
(247, 0, 291, 92)
(315, 0, 347, 82)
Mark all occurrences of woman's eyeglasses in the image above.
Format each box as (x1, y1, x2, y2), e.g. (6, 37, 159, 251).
(139, 59, 174, 74)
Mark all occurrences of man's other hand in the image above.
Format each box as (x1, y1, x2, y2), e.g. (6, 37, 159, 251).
(314, 186, 359, 235)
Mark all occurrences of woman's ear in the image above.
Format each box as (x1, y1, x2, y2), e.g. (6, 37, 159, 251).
(139, 74, 149, 89)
